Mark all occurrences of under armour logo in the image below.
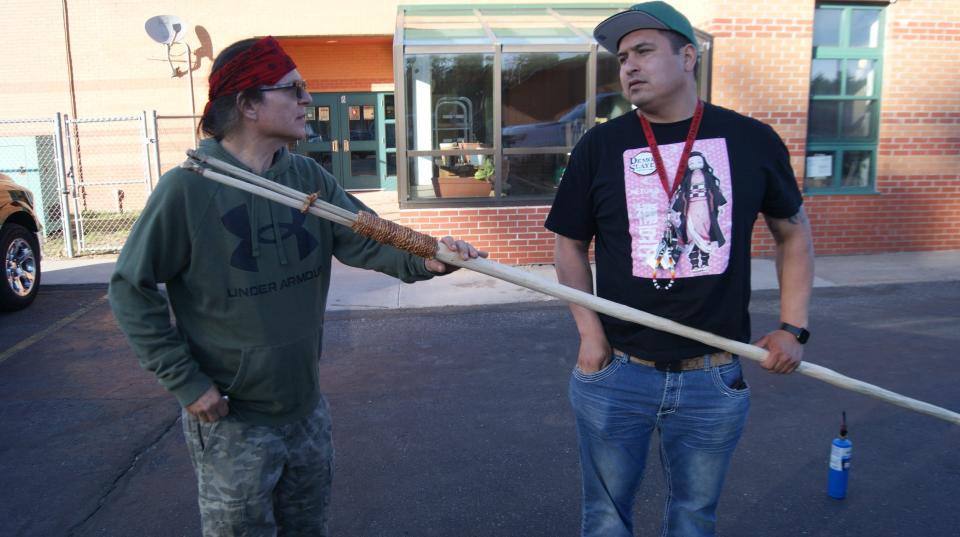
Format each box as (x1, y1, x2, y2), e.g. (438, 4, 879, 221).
(221, 205, 319, 272)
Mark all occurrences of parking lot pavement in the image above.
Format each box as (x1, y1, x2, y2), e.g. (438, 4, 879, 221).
(1, 281, 959, 536)
(0, 286, 185, 536)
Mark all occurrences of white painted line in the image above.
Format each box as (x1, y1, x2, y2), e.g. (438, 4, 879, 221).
(0, 294, 109, 366)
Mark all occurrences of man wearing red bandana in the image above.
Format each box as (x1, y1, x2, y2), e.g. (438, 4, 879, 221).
(109, 36, 485, 535)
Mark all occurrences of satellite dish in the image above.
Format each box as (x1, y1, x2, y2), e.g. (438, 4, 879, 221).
(145, 15, 187, 45)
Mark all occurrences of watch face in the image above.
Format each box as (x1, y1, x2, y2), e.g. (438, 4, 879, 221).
(796, 328, 810, 344)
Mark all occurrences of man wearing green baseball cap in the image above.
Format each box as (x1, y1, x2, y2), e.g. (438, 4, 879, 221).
(593, 0, 699, 56)
(546, 2, 814, 536)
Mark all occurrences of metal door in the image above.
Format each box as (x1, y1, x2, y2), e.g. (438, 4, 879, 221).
(297, 93, 382, 190)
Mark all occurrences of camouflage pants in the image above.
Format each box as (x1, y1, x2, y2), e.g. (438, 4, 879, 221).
(182, 396, 334, 537)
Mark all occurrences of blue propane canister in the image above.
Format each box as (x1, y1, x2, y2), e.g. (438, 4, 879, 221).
(827, 411, 852, 499)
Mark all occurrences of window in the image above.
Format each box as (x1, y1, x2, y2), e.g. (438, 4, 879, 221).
(382, 94, 397, 188)
(395, 5, 712, 207)
(403, 53, 495, 201)
(804, 4, 884, 194)
(501, 52, 588, 198)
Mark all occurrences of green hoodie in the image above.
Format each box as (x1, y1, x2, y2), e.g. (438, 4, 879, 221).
(109, 138, 434, 425)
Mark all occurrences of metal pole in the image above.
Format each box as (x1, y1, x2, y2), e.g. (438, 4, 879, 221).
(62, 115, 84, 252)
(151, 110, 162, 191)
(493, 43, 502, 198)
(139, 111, 152, 196)
(393, 9, 408, 204)
(52, 113, 74, 258)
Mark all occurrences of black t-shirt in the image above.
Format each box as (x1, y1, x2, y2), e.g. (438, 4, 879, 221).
(545, 102, 802, 361)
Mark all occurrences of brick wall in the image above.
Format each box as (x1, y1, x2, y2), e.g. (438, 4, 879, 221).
(396, 207, 554, 265)
(858, 0, 960, 254)
(700, 0, 960, 257)
(694, 0, 814, 256)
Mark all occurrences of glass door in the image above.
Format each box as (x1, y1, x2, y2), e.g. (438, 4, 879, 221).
(297, 93, 382, 190)
(341, 94, 380, 190)
(299, 93, 340, 183)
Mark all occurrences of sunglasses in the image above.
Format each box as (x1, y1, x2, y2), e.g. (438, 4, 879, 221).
(258, 80, 309, 99)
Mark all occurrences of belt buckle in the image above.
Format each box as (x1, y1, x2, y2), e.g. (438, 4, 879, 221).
(654, 361, 683, 373)
(710, 352, 732, 367)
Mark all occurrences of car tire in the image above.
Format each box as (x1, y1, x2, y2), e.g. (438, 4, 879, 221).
(1, 223, 41, 311)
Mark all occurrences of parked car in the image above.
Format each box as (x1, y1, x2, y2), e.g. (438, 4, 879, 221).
(502, 92, 632, 148)
(0, 173, 42, 311)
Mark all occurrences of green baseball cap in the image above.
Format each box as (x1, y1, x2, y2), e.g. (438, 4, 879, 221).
(594, 2, 698, 54)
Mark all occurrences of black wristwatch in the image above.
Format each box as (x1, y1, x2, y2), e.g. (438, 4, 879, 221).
(779, 322, 810, 344)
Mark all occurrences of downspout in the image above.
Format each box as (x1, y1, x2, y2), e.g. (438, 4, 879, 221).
(61, 0, 86, 209)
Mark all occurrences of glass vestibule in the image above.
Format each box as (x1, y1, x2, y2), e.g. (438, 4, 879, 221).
(395, 4, 712, 207)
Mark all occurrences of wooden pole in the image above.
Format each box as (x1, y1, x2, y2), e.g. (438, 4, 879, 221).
(432, 252, 960, 426)
(183, 154, 960, 426)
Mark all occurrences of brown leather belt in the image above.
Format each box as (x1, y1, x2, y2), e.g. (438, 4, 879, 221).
(614, 349, 735, 372)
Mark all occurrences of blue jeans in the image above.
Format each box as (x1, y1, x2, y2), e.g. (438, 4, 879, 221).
(568, 351, 750, 537)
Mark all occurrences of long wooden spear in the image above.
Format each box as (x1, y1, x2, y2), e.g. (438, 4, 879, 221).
(182, 150, 960, 426)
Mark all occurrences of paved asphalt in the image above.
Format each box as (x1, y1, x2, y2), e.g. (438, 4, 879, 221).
(1, 281, 959, 536)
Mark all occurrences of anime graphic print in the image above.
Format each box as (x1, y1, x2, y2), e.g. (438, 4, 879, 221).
(624, 138, 733, 280)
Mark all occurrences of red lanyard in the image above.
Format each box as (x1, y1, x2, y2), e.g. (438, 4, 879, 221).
(638, 101, 704, 199)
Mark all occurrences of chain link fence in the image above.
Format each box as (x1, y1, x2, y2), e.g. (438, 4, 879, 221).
(152, 113, 199, 181)
(1, 112, 201, 258)
(0, 117, 70, 255)
(61, 114, 152, 254)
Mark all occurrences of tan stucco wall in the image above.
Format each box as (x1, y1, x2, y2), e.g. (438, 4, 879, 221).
(2, 1, 633, 118)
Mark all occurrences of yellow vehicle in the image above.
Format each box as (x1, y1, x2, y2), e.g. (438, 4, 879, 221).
(0, 172, 42, 311)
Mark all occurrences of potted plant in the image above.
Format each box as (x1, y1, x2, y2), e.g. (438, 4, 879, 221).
(474, 157, 495, 182)
(436, 154, 493, 198)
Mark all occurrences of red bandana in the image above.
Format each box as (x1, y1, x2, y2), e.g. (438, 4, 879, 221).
(203, 36, 297, 117)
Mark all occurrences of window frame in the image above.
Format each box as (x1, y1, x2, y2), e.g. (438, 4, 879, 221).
(804, 3, 885, 195)
(379, 93, 398, 190)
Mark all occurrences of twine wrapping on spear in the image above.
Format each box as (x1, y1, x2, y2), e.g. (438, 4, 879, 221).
(181, 150, 960, 426)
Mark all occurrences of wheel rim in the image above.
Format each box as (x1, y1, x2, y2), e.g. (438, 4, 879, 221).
(5, 237, 36, 297)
